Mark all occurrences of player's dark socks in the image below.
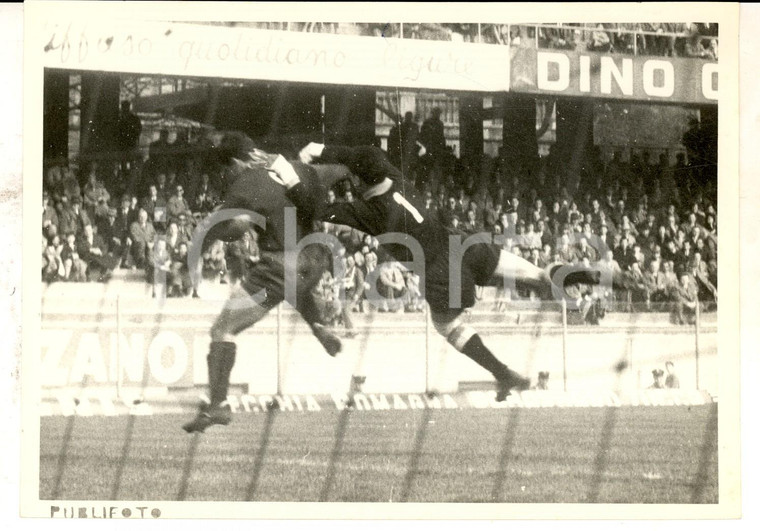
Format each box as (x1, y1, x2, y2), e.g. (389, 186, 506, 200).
(611, 271, 639, 291)
(208, 341, 236, 406)
(461, 334, 510, 381)
(547, 265, 602, 287)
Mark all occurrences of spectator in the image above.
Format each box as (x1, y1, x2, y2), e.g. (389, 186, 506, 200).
(116, 194, 139, 232)
(147, 238, 172, 297)
(533, 371, 550, 390)
(398, 111, 421, 179)
(614, 237, 636, 271)
(404, 270, 423, 312)
(165, 221, 186, 254)
(77, 223, 115, 282)
(60, 167, 81, 203)
(82, 167, 110, 222)
(523, 222, 543, 252)
(484, 198, 504, 228)
(362, 243, 378, 276)
(42, 234, 64, 282)
(557, 234, 578, 263)
(227, 230, 259, 283)
(154, 171, 171, 201)
(418, 108, 446, 183)
(588, 24, 612, 52)
(314, 270, 340, 325)
(129, 208, 157, 270)
(538, 244, 554, 269)
(677, 239, 694, 274)
(597, 224, 613, 252)
(42, 191, 58, 235)
(689, 252, 717, 302)
(662, 260, 679, 291)
(462, 209, 483, 234)
(642, 260, 667, 309)
(527, 248, 542, 268)
(44, 161, 66, 201)
(575, 236, 598, 263)
(378, 261, 407, 312)
(141, 184, 168, 228)
(176, 212, 195, 242)
(665, 361, 680, 389)
(497, 211, 511, 236)
(449, 214, 461, 232)
(167, 185, 191, 223)
(60, 232, 88, 281)
(421, 190, 439, 221)
(649, 369, 666, 389)
(54, 199, 75, 238)
(535, 219, 553, 248)
(669, 272, 698, 325)
(193, 173, 219, 215)
(340, 254, 365, 337)
(599, 249, 622, 276)
(170, 241, 193, 297)
(419, 107, 446, 158)
(625, 262, 648, 304)
(684, 29, 712, 58)
(202, 239, 228, 288)
(704, 214, 717, 238)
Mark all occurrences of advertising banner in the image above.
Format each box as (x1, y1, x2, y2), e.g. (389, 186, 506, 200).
(40, 20, 511, 92)
(510, 47, 718, 105)
(40, 326, 201, 388)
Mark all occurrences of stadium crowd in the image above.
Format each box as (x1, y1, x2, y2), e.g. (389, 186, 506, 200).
(42, 104, 717, 325)
(240, 22, 718, 60)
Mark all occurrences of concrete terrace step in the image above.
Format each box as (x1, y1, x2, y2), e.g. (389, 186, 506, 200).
(40, 278, 717, 329)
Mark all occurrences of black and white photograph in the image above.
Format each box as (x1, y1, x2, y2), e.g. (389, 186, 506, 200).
(18, 1, 741, 518)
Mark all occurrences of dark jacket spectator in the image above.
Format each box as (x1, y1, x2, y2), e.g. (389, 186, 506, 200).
(167, 185, 191, 223)
(141, 185, 168, 226)
(419, 108, 446, 157)
(129, 209, 157, 269)
(193, 174, 220, 215)
(82, 169, 111, 220)
(77, 224, 115, 281)
(227, 230, 259, 282)
(669, 273, 699, 324)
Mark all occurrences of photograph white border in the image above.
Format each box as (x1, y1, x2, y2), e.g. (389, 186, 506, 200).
(18, 1, 741, 520)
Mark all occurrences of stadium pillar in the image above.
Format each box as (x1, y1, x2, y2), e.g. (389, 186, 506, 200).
(501, 93, 538, 171)
(459, 93, 484, 171)
(80, 72, 121, 164)
(43, 69, 70, 166)
(554, 98, 594, 191)
(323, 86, 377, 146)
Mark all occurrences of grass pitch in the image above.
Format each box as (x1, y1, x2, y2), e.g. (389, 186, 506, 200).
(40, 404, 717, 503)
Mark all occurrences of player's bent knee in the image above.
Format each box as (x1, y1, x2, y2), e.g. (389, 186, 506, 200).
(210, 319, 235, 343)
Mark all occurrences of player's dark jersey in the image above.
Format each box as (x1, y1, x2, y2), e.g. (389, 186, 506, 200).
(221, 161, 346, 253)
(314, 146, 502, 310)
(320, 179, 450, 264)
(317, 146, 449, 264)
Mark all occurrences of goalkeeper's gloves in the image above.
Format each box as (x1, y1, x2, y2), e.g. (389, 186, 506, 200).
(298, 142, 326, 164)
(265, 153, 301, 190)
